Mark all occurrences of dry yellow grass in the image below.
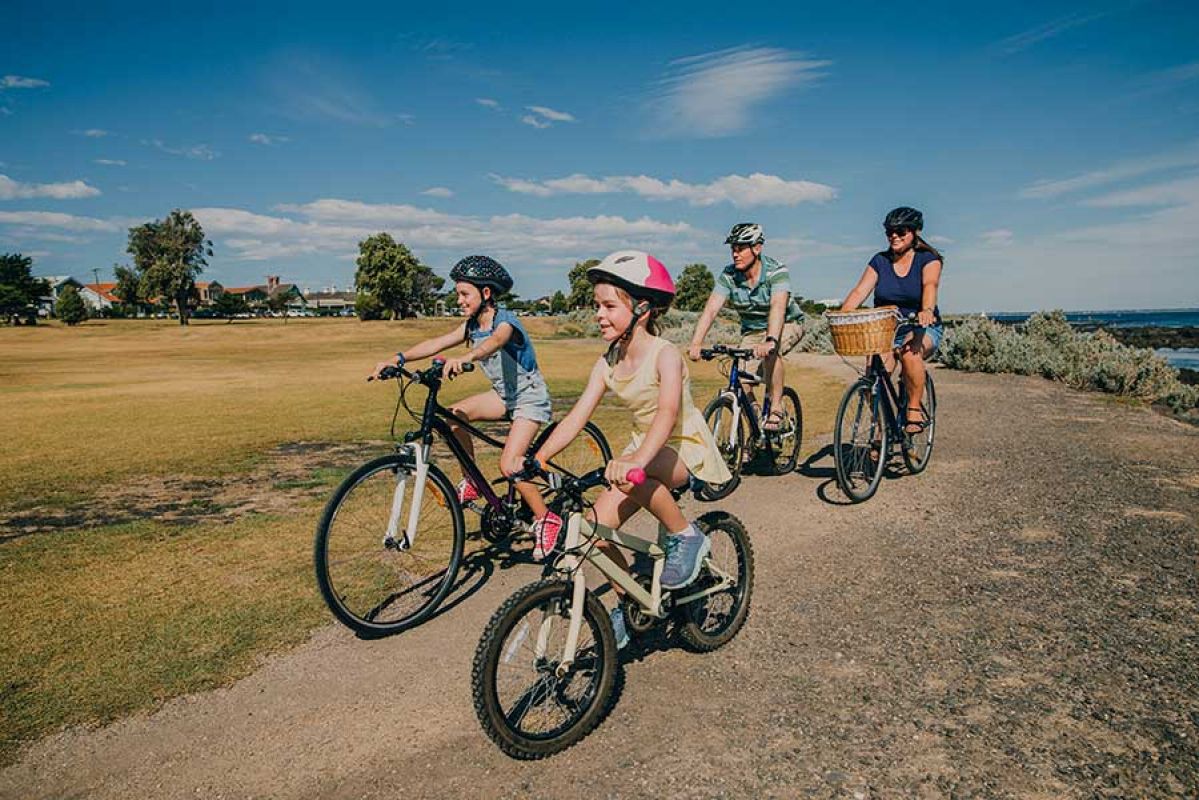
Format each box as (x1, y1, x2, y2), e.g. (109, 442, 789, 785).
(0, 317, 845, 763)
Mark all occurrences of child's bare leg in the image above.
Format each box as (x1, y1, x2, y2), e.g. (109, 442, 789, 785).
(447, 391, 506, 463)
(499, 418, 548, 518)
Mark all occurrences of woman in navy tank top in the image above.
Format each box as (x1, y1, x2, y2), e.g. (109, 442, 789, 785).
(838, 206, 944, 434)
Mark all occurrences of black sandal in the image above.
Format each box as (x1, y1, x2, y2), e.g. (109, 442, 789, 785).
(763, 409, 786, 432)
(904, 407, 929, 434)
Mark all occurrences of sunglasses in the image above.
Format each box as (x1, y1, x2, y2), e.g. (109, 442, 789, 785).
(885, 226, 913, 237)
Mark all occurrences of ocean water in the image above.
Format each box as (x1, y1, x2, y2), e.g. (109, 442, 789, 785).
(981, 308, 1199, 370)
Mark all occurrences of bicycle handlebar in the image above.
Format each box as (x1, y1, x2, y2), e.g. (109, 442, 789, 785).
(370, 359, 475, 384)
(700, 345, 756, 361)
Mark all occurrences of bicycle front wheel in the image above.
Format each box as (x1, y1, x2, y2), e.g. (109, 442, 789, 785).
(833, 379, 888, 503)
(763, 386, 803, 476)
(315, 455, 465, 636)
(697, 393, 748, 501)
(676, 511, 754, 652)
(902, 371, 937, 474)
(472, 579, 618, 760)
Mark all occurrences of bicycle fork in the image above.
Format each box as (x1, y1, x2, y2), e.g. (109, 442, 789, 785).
(383, 443, 430, 551)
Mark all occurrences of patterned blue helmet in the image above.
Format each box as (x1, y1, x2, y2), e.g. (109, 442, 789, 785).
(449, 255, 513, 294)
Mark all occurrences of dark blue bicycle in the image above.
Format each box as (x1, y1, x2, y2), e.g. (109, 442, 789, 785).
(698, 345, 803, 500)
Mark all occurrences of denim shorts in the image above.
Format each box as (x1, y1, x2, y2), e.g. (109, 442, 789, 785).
(894, 322, 944, 353)
(504, 373, 553, 424)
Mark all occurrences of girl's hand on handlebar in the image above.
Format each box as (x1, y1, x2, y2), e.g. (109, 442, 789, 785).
(605, 457, 643, 491)
(370, 360, 397, 380)
(442, 357, 471, 379)
(687, 343, 703, 362)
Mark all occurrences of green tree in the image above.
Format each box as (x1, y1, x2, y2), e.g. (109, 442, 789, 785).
(113, 264, 141, 314)
(567, 259, 599, 309)
(0, 252, 50, 325)
(354, 292, 384, 321)
(56, 284, 88, 325)
(353, 233, 443, 319)
(674, 263, 714, 312)
(212, 291, 248, 322)
(550, 290, 568, 314)
(266, 290, 290, 322)
(127, 209, 212, 326)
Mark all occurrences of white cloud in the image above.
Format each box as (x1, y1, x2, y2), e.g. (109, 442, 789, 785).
(0, 107, 10, 116)
(146, 139, 218, 160)
(0, 210, 120, 232)
(980, 229, 1015, 247)
(249, 133, 289, 145)
(193, 198, 696, 263)
(991, 12, 1108, 55)
(646, 46, 829, 138)
(526, 105, 575, 123)
(1020, 140, 1199, 199)
(1083, 174, 1199, 208)
(421, 186, 454, 198)
(93, 159, 126, 166)
(1, 75, 50, 89)
(491, 172, 836, 207)
(75, 128, 108, 138)
(475, 98, 501, 110)
(1130, 60, 1199, 98)
(0, 174, 101, 200)
(520, 105, 576, 129)
(266, 57, 400, 127)
(926, 234, 955, 245)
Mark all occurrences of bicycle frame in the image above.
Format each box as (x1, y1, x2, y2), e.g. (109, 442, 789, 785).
(716, 353, 770, 445)
(551, 512, 736, 673)
(864, 353, 908, 443)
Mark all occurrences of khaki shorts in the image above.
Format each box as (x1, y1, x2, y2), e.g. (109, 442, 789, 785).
(738, 321, 803, 378)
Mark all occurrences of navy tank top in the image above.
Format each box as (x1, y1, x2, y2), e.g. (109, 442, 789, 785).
(869, 249, 942, 322)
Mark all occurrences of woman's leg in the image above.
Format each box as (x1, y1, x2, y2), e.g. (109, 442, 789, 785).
(898, 334, 934, 433)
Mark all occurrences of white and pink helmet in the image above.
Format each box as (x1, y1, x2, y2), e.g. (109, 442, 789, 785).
(586, 250, 676, 308)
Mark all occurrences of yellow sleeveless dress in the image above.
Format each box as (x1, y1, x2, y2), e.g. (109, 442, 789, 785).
(602, 336, 733, 486)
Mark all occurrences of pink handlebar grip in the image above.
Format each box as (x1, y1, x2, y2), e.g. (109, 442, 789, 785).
(626, 468, 646, 486)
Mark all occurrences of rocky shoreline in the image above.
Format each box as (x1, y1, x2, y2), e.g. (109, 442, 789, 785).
(1076, 324, 1199, 351)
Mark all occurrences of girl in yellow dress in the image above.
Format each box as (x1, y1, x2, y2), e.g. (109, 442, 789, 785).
(533, 251, 732, 645)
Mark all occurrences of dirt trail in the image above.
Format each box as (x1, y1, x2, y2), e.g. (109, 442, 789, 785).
(3, 360, 1197, 799)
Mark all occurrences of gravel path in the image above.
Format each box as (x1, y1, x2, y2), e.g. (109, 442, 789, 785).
(3, 362, 1197, 799)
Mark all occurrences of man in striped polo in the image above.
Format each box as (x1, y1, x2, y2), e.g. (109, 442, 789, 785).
(688, 223, 803, 431)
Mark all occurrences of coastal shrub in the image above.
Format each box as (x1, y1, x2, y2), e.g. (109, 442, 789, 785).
(941, 311, 1199, 414)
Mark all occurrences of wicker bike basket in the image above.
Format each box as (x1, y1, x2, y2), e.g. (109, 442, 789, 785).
(824, 306, 899, 356)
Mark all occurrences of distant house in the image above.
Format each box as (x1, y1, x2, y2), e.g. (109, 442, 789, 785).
(225, 275, 306, 312)
(195, 281, 224, 307)
(305, 289, 356, 316)
(37, 276, 84, 316)
(81, 282, 120, 312)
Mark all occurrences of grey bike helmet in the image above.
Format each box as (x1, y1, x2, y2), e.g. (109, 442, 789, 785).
(883, 207, 924, 232)
(449, 255, 514, 294)
(724, 222, 765, 246)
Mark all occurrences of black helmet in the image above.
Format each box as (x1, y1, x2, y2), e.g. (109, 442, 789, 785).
(883, 207, 923, 231)
(449, 255, 513, 294)
(724, 222, 765, 246)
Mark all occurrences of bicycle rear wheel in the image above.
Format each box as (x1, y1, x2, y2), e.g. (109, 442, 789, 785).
(762, 386, 803, 476)
(676, 511, 754, 652)
(472, 579, 617, 760)
(315, 455, 464, 636)
(901, 371, 937, 474)
(697, 393, 748, 501)
(833, 379, 888, 503)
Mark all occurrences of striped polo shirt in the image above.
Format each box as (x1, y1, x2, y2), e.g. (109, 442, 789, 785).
(714, 255, 803, 334)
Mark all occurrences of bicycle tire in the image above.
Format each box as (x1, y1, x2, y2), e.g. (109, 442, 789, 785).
(762, 386, 803, 476)
(472, 579, 618, 760)
(901, 371, 937, 474)
(833, 379, 888, 503)
(697, 393, 747, 501)
(314, 454, 465, 636)
(676, 511, 754, 652)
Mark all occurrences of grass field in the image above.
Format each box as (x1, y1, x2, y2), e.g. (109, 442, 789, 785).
(0, 317, 846, 763)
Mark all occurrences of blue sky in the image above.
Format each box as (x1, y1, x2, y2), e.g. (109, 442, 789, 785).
(2, 0, 1197, 311)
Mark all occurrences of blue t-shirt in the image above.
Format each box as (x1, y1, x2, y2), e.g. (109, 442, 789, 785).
(465, 308, 542, 403)
(869, 250, 942, 322)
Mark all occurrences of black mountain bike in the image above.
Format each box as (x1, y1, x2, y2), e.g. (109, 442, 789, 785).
(832, 340, 937, 503)
(314, 359, 612, 637)
(697, 345, 803, 500)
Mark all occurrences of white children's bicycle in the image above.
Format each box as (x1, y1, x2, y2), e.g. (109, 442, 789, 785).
(471, 462, 754, 759)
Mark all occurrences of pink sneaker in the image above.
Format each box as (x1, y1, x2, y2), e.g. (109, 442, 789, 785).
(456, 478, 480, 504)
(532, 512, 563, 561)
